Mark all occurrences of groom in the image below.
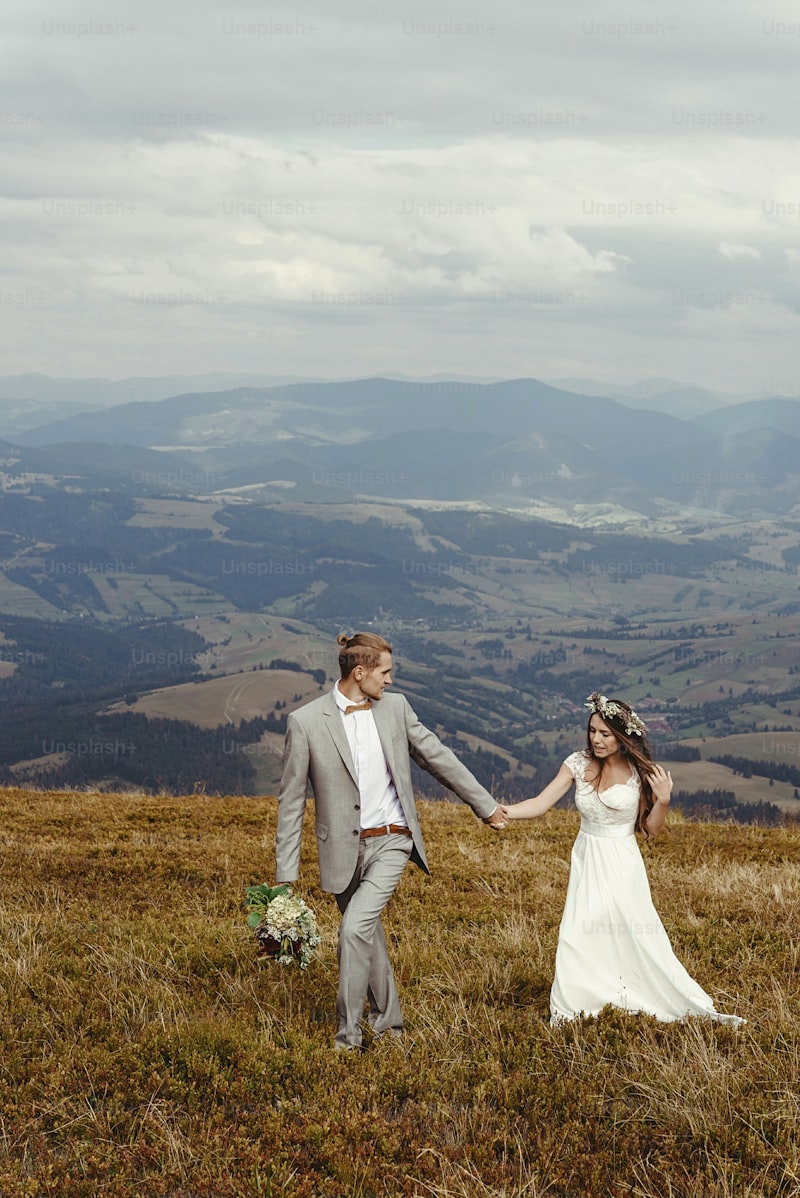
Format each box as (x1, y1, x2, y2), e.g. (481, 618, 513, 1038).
(275, 631, 506, 1050)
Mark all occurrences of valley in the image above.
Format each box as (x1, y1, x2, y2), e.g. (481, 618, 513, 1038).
(0, 375, 797, 818)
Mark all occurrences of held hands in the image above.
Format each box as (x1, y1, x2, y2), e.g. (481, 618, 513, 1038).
(483, 803, 518, 829)
(483, 805, 507, 831)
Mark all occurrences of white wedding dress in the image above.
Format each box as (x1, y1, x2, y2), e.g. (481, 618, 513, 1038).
(550, 751, 742, 1025)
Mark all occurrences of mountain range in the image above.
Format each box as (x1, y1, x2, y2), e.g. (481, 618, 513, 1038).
(2, 375, 798, 520)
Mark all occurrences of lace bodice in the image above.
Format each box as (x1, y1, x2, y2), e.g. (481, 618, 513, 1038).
(563, 751, 639, 830)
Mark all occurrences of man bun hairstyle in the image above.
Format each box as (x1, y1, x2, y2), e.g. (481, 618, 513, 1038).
(337, 631, 392, 678)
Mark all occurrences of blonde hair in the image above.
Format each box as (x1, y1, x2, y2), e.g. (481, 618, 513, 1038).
(337, 631, 392, 678)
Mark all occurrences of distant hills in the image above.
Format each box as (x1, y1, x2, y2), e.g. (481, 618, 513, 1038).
(0, 371, 321, 406)
(0, 372, 319, 439)
(0, 375, 794, 519)
(694, 398, 800, 442)
(546, 377, 738, 419)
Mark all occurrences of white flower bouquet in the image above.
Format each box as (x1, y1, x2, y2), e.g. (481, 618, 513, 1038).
(244, 883, 321, 969)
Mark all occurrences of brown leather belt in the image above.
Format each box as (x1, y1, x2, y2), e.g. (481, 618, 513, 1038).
(360, 824, 412, 839)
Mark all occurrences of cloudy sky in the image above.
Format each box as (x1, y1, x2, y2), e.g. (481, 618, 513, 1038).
(2, 0, 799, 391)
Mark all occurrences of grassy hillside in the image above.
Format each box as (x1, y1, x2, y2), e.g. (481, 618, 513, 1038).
(0, 788, 796, 1196)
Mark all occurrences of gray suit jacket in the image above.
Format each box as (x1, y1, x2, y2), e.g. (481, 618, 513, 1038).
(275, 689, 496, 893)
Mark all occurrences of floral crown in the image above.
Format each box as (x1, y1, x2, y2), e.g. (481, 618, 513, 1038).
(585, 692, 647, 737)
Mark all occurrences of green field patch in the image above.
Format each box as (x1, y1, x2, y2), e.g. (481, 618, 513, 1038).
(92, 573, 229, 619)
(688, 730, 800, 763)
(0, 573, 62, 617)
(127, 497, 228, 533)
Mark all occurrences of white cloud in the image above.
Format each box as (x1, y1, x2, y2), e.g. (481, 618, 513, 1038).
(0, 0, 797, 389)
(718, 242, 762, 260)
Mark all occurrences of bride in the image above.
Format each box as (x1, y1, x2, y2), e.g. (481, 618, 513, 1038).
(500, 692, 742, 1026)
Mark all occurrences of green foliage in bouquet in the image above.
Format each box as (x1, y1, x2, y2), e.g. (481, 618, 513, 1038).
(244, 883, 290, 928)
(244, 883, 321, 969)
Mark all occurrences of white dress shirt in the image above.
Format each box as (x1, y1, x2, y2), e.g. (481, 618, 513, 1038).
(333, 682, 407, 830)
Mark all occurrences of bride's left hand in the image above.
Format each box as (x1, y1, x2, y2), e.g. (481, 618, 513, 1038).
(649, 764, 673, 804)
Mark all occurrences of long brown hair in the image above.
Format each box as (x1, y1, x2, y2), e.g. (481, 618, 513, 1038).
(337, 631, 392, 678)
(584, 698, 656, 836)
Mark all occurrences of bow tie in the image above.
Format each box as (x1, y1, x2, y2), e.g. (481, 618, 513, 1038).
(344, 700, 372, 715)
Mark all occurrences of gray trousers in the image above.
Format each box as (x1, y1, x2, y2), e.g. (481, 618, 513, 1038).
(334, 833, 413, 1048)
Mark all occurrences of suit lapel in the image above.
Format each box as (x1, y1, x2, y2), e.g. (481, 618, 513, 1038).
(322, 690, 358, 787)
(371, 698, 400, 787)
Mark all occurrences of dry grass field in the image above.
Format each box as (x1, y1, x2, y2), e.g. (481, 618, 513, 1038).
(0, 787, 797, 1197)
